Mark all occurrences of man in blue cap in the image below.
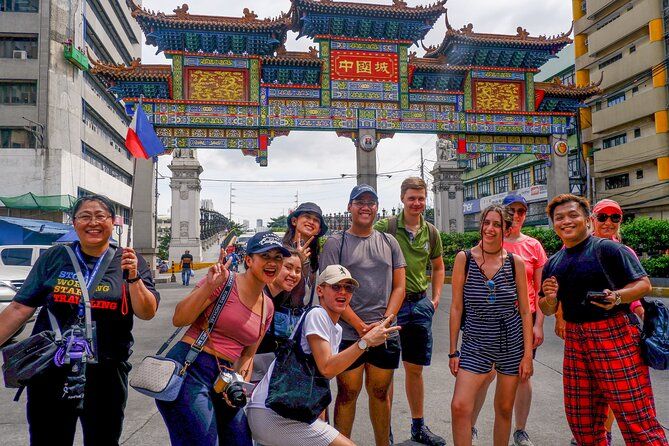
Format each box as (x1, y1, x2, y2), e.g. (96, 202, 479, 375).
(320, 184, 406, 446)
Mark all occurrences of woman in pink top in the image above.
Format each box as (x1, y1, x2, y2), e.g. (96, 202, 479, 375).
(156, 232, 290, 446)
(470, 195, 548, 446)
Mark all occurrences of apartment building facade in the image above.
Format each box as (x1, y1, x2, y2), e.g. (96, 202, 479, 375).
(574, 0, 669, 219)
(0, 0, 142, 241)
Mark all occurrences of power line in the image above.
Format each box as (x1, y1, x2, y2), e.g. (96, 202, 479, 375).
(158, 168, 417, 183)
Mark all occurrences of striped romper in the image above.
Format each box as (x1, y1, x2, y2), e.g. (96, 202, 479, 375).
(460, 254, 524, 376)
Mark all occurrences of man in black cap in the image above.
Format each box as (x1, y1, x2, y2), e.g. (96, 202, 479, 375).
(320, 184, 406, 446)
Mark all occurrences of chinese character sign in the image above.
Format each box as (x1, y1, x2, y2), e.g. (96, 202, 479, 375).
(187, 69, 247, 102)
(331, 51, 398, 82)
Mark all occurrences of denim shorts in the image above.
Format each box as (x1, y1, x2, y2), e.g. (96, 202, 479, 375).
(397, 294, 435, 366)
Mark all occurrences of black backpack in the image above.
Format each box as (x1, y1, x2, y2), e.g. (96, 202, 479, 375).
(640, 299, 669, 370)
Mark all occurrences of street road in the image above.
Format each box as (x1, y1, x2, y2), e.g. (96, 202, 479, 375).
(1, 274, 667, 445)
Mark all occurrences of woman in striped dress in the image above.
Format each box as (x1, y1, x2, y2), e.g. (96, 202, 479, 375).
(449, 204, 534, 446)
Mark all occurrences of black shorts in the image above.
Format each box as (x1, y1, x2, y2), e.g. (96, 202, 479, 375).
(397, 295, 435, 366)
(339, 337, 401, 371)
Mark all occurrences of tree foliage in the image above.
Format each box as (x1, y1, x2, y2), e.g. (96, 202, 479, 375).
(640, 255, 669, 278)
(620, 218, 669, 255)
(268, 215, 288, 231)
(158, 230, 170, 261)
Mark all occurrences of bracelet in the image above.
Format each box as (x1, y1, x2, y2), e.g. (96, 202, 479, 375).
(126, 276, 141, 284)
(448, 351, 461, 359)
(613, 291, 622, 306)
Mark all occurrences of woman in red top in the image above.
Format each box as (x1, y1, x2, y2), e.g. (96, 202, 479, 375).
(156, 232, 290, 446)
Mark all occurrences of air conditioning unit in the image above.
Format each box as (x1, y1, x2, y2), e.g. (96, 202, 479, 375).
(13, 50, 28, 60)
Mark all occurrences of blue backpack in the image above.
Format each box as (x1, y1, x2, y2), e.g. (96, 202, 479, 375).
(640, 298, 669, 370)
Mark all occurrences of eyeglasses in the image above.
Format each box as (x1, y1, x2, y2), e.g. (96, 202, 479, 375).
(596, 213, 622, 223)
(352, 200, 378, 208)
(485, 279, 496, 304)
(508, 208, 527, 216)
(327, 283, 357, 294)
(74, 214, 111, 224)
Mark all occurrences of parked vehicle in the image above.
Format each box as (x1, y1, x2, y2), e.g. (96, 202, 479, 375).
(0, 245, 50, 268)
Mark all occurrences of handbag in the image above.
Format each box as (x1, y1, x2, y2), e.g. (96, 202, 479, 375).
(640, 298, 669, 370)
(130, 272, 236, 401)
(265, 306, 332, 424)
(2, 245, 115, 391)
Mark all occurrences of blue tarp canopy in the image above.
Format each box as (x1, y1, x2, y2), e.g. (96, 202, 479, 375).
(0, 217, 72, 245)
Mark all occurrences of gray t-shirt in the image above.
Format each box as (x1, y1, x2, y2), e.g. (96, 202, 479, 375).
(320, 230, 406, 340)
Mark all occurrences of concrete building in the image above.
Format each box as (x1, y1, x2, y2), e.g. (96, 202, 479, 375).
(459, 44, 584, 230)
(574, 0, 669, 218)
(0, 0, 143, 243)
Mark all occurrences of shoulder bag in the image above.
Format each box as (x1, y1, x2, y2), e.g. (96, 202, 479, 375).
(129, 272, 236, 401)
(265, 306, 331, 424)
(2, 245, 115, 391)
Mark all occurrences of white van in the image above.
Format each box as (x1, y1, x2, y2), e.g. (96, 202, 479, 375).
(0, 245, 50, 269)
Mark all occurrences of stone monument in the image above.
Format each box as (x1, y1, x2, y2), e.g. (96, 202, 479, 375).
(431, 139, 465, 233)
(168, 148, 203, 262)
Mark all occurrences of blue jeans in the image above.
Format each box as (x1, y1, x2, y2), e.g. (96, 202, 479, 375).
(156, 342, 252, 446)
(181, 268, 191, 285)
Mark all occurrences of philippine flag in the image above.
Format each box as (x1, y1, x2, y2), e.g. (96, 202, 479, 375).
(125, 105, 166, 159)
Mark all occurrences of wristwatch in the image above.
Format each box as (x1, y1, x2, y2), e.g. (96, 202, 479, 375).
(448, 351, 461, 359)
(126, 276, 141, 284)
(357, 339, 368, 351)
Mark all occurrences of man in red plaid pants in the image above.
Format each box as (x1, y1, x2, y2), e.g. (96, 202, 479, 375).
(538, 194, 667, 446)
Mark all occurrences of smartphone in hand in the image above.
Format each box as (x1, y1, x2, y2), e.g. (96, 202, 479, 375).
(586, 291, 610, 304)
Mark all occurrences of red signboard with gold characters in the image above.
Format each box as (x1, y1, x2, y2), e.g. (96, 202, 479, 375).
(330, 51, 398, 82)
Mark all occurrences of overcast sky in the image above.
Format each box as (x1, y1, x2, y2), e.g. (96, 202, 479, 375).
(140, 0, 572, 224)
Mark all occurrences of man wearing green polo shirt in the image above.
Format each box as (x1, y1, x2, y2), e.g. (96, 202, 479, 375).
(375, 177, 446, 446)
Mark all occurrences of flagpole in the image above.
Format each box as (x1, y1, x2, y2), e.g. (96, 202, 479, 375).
(125, 96, 142, 249)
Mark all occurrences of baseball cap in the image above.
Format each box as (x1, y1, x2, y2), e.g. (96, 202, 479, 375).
(502, 194, 528, 209)
(245, 231, 291, 257)
(592, 199, 623, 215)
(349, 184, 378, 202)
(287, 202, 328, 236)
(317, 264, 360, 288)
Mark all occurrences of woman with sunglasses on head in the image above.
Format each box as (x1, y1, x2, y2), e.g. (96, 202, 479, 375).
(449, 204, 534, 446)
(557, 199, 643, 446)
(0, 195, 159, 446)
(470, 195, 548, 446)
(247, 265, 400, 446)
(156, 232, 289, 446)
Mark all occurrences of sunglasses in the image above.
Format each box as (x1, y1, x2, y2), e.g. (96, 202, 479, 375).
(327, 283, 356, 294)
(485, 279, 496, 304)
(508, 208, 526, 216)
(596, 213, 622, 223)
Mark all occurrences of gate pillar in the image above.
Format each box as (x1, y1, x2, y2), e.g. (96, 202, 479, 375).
(547, 134, 570, 200)
(132, 158, 157, 271)
(168, 148, 203, 262)
(356, 129, 378, 190)
(431, 139, 465, 233)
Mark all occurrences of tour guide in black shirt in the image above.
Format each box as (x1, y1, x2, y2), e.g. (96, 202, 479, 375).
(538, 194, 666, 446)
(0, 195, 160, 446)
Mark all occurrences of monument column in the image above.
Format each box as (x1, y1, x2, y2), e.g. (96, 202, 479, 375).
(168, 148, 203, 262)
(431, 139, 465, 233)
(132, 158, 158, 271)
(356, 129, 378, 189)
(547, 134, 570, 200)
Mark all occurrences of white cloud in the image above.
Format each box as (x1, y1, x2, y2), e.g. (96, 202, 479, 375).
(144, 0, 572, 222)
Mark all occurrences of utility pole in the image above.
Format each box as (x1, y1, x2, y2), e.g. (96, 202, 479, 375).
(420, 147, 425, 180)
(294, 190, 298, 208)
(229, 184, 235, 221)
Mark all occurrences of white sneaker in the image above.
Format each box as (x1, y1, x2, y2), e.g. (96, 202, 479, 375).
(513, 429, 535, 446)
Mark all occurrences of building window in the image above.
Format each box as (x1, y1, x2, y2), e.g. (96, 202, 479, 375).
(477, 154, 491, 169)
(605, 173, 630, 190)
(83, 100, 131, 159)
(0, 81, 37, 105)
(561, 71, 575, 86)
(493, 175, 508, 194)
(603, 133, 627, 149)
(533, 163, 547, 184)
(632, 86, 639, 94)
(581, 0, 586, 13)
(477, 180, 490, 197)
(464, 184, 475, 201)
(634, 128, 641, 138)
(629, 45, 636, 53)
(0, 128, 34, 148)
(595, 102, 602, 111)
(598, 53, 622, 69)
(81, 143, 132, 186)
(568, 155, 580, 178)
(607, 92, 626, 107)
(636, 169, 644, 179)
(512, 169, 531, 190)
(0, 34, 38, 59)
(0, 0, 38, 12)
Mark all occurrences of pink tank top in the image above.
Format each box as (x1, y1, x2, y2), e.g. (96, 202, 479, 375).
(185, 279, 273, 362)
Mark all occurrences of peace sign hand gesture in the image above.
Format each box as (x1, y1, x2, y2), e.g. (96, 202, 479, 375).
(295, 233, 315, 263)
(206, 259, 231, 289)
(361, 315, 401, 348)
